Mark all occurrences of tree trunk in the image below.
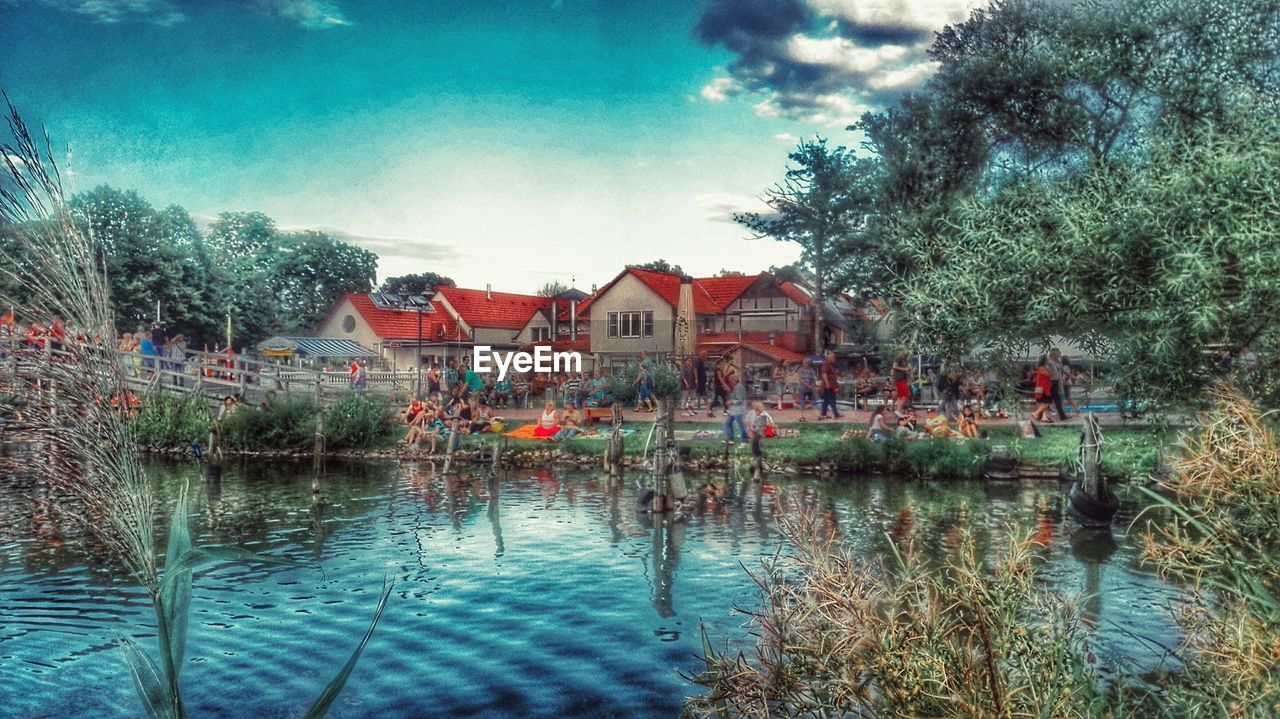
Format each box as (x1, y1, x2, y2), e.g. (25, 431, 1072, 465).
(814, 234, 825, 353)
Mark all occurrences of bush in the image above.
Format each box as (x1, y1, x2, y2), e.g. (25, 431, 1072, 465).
(220, 396, 317, 451)
(606, 360, 681, 405)
(132, 390, 211, 450)
(325, 393, 396, 450)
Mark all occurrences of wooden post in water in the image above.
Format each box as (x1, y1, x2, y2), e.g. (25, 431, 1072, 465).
(604, 403, 624, 476)
(312, 377, 324, 474)
(1080, 413, 1103, 499)
(444, 417, 460, 473)
(652, 397, 673, 513)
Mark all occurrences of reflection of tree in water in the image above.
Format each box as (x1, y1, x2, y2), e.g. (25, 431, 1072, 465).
(487, 473, 503, 559)
(643, 515, 685, 619)
(1069, 528, 1118, 628)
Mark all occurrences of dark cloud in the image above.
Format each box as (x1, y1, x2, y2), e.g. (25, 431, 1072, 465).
(694, 0, 975, 124)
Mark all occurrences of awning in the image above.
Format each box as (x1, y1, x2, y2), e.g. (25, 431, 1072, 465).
(256, 336, 376, 358)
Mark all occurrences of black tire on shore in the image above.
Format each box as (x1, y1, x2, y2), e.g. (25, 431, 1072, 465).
(1068, 481, 1118, 528)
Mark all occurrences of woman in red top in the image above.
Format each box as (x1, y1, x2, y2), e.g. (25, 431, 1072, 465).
(1031, 355, 1054, 423)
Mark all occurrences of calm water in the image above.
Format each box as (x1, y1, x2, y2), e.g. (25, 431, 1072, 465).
(0, 460, 1184, 718)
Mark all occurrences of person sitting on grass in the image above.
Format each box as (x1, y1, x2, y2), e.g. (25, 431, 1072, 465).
(895, 414, 923, 441)
(468, 398, 498, 434)
(924, 408, 955, 439)
(533, 400, 560, 438)
(401, 395, 425, 425)
(958, 404, 982, 439)
(866, 405, 892, 443)
(552, 404, 582, 440)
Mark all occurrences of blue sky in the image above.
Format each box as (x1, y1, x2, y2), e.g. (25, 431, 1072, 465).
(0, 0, 977, 292)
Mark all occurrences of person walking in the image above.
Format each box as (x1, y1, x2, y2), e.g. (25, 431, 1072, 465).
(1048, 348, 1069, 420)
(724, 374, 748, 443)
(818, 351, 841, 420)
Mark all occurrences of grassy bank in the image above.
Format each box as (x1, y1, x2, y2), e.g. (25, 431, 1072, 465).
(130, 390, 1171, 480)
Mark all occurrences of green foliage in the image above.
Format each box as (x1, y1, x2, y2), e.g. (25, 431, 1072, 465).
(896, 120, 1280, 406)
(220, 396, 317, 451)
(379, 272, 455, 295)
(738, 138, 886, 347)
(132, 390, 211, 451)
(270, 230, 376, 334)
(627, 259, 683, 275)
(324, 393, 396, 450)
(606, 360, 681, 404)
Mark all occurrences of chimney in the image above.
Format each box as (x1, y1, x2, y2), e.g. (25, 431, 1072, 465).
(551, 300, 558, 340)
(486, 283, 492, 300)
(570, 300, 578, 341)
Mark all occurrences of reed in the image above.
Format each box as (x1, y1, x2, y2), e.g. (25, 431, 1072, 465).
(1135, 385, 1280, 716)
(0, 99, 389, 718)
(684, 510, 1109, 718)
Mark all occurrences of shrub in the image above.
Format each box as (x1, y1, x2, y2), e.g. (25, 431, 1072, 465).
(132, 389, 210, 451)
(325, 393, 396, 450)
(220, 396, 317, 451)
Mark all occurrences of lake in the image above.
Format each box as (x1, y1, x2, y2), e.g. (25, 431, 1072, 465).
(0, 459, 1183, 718)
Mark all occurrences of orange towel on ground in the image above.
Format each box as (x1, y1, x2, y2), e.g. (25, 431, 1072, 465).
(504, 423, 546, 440)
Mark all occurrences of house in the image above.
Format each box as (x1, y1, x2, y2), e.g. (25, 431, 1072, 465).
(575, 267, 855, 367)
(314, 292, 463, 369)
(432, 285, 553, 346)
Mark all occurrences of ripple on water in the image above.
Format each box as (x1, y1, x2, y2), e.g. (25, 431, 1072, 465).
(0, 463, 1186, 719)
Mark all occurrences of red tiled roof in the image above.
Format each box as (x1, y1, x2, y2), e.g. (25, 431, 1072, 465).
(343, 294, 462, 341)
(778, 281, 813, 307)
(580, 267, 758, 316)
(435, 286, 552, 330)
(695, 273, 761, 311)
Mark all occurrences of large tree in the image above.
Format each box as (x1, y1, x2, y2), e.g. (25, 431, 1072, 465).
(736, 139, 882, 352)
(271, 230, 377, 333)
(896, 120, 1280, 405)
(380, 272, 454, 296)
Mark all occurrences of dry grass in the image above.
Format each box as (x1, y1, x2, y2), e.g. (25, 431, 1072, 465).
(1137, 385, 1280, 717)
(684, 509, 1107, 719)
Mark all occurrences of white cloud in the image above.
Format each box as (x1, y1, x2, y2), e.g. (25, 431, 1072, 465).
(700, 76, 743, 102)
(26, 0, 351, 29)
(774, 132, 799, 143)
(810, 0, 976, 35)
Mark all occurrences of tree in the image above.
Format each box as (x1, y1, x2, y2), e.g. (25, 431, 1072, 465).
(205, 212, 278, 348)
(767, 263, 806, 285)
(535, 280, 570, 297)
(380, 272, 454, 296)
(271, 231, 377, 333)
(715, 269, 746, 277)
(628, 259, 683, 275)
(736, 139, 882, 352)
(895, 120, 1280, 406)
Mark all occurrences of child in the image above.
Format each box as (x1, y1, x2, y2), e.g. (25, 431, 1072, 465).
(745, 400, 777, 440)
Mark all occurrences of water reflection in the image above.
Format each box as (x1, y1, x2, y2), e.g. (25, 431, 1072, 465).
(0, 460, 1186, 719)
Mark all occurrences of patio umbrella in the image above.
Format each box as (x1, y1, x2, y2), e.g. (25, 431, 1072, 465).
(675, 275, 695, 358)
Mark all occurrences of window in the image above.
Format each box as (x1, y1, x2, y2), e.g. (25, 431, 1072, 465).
(607, 310, 653, 339)
(341, 315, 356, 333)
(532, 326, 550, 342)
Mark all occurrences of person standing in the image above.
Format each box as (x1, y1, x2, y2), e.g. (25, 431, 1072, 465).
(694, 350, 709, 414)
(724, 374, 748, 443)
(818, 351, 841, 420)
(797, 357, 816, 422)
(680, 356, 697, 416)
(354, 360, 368, 391)
(166, 333, 187, 387)
(891, 353, 912, 415)
(1048, 348, 1069, 420)
(1032, 355, 1054, 423)
(771, 360, 786, 410)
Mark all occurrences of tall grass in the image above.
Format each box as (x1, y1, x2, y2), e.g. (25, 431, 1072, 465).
(1135, 385, 1280, 716)
(0, 99, 388, 718)
(133, 390, 211, 452)
(685, 511, 1109, 718)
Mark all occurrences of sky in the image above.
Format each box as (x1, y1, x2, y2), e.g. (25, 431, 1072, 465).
(0, 0, 980, 294)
